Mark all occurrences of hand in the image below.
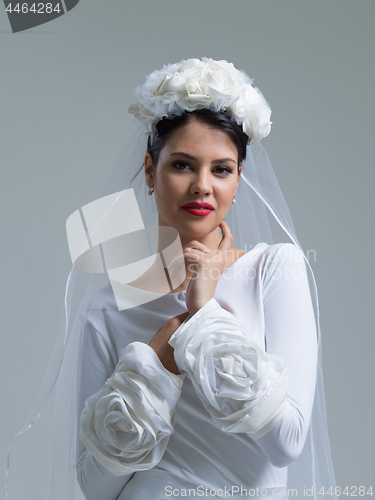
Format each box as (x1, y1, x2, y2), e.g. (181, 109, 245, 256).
(148, 311, 190, 375)
(184, 220, 233, 316)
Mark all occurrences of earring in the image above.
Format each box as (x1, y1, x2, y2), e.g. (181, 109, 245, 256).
(231, 197, 236, 204)
(148, 188, 154, 195)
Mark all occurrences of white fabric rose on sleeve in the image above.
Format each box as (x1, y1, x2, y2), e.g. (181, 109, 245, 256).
(169, 299, 289, 439)
(80, 342, 184, 476)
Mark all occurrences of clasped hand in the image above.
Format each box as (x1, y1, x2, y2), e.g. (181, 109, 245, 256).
(148, 220, 233, 374)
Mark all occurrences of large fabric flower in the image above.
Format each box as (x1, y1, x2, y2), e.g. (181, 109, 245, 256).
(80, 342, 184, 476)
(169, 299, 289, 438)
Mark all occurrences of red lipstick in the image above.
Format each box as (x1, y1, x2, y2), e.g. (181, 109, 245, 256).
(181, 202, 214, 217)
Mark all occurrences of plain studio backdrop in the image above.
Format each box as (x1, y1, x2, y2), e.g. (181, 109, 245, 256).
(1, 1, 374, 499)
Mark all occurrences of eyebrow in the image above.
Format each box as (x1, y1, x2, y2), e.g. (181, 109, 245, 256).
(169, 152, 237, 164)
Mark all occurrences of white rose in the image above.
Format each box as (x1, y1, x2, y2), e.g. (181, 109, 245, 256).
(180, 93, 211, 112)
(180, 58, 204, 70)
(128, 58, 272, 143)
(186, 78, 205, 96)
(80, 342, 183, 475)
(229, 97, 250, 119)
(169, 299, 288, 436)
(204, 70, 229, 94)
(180, 58, 206, 79)
(159, 73, 186, 94)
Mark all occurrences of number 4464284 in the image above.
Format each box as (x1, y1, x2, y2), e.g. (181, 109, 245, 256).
(5, 3, 61, 14)
(319, 486, 373, 496)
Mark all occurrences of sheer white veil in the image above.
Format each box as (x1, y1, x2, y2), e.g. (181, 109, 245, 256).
(6, 118, 337, 499)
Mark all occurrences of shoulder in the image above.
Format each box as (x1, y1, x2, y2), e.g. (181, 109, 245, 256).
(235, 242, 303, 266)
(257, 243, 309, 293)
(83, 284, 118, 314)
(262, 242, 304, 264)
(234, 242, 306, 283)
(248, 242, 304, 264)
(79, 284, 119, 352)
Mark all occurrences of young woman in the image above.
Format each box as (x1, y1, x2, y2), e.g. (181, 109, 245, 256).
(7, 58, 336, 500)
(75, 60, 334, 500)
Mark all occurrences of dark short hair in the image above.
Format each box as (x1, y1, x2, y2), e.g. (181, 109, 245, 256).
(147, 109, 248, 170)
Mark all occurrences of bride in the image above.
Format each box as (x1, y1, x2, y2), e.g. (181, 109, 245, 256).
(6, 58, 336, 500)
(75, 59, 329, 500)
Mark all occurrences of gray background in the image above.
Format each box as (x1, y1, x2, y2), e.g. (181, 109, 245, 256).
(1, 1, 374, 498)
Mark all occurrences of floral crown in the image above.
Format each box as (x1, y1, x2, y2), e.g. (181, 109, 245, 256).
(128, 58, 272, 144)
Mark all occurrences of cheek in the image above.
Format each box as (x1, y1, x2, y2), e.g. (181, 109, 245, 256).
(154, 172, 182, 208)
(156, 170, 184, 195)
(218, 183, 237, 204)
(159, 174, 176, 189)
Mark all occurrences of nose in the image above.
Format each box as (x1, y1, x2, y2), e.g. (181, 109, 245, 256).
(190, 168, 213, 196)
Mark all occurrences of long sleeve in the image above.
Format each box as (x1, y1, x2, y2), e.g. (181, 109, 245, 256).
(168, 243, 317, 466)
(255, 243, 317, 467)
(76, 318, 184, 499)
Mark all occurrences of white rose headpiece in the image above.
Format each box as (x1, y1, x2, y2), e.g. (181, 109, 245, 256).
(128, 58, 272, 144)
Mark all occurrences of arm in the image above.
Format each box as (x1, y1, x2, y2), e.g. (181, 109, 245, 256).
(76, 318, 185, 500)
(168, 243, 317, 466)
(76, 319, 131, 500)
(254, 243, 317, 467)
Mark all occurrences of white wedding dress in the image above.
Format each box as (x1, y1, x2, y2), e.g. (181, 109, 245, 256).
(76, 242, 317, 500)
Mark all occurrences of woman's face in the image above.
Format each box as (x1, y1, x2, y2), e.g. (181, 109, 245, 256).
(145, 119, 242, 243)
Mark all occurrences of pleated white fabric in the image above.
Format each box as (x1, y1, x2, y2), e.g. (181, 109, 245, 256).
(169, 298, 290, 438)
(80, 342, 184, 476)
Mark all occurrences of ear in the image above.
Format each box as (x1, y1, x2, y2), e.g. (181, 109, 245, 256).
(144, 153, 155, 188)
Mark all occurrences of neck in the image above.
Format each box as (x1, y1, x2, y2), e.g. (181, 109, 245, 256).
(156, 225, 222, 254)
(180, 227, 222, 251)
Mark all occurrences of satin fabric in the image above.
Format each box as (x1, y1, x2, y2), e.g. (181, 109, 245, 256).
(77, 242, 317, 500)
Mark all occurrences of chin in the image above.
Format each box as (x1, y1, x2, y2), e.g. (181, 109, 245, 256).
(160, 212, 222, 240)
(178, 223, 219, 240)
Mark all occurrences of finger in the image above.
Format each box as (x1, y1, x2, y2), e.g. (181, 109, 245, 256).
(183, 247, 212, 266)
(183, 247, 203, 260)
(182, 240, 211, 253)
(218, 219, 234, 252)
(167, 242, 207, 271)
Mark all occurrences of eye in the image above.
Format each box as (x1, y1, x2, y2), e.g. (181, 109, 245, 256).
(213, 166, 234, 176)
(171, 161, 191, 171)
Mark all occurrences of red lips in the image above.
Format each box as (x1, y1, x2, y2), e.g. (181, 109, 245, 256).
(181, 202, 214, 217)
(181, 202, 214, 209)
